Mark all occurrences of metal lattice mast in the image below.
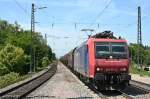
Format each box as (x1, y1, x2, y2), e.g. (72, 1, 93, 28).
(45, 34, 47, 45)
(30, 3, 35, 73)
(30, 3, 47, 73)
(32, 3, 36, 72)
(137, 6, 142, 69)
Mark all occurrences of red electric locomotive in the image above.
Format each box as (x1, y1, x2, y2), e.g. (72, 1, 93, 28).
(60, 31, 131, 90)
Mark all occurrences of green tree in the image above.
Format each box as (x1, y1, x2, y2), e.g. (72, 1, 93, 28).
(129, 43, 149, 66)
(42, 57, 50, 67)
(144, 50, 150, 66)
(0, 44, 29, 75)
(0, 19, 54, 75)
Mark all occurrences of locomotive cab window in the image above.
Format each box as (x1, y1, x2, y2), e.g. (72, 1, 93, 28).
(95, 42, 110, 59)
(112, 46, 125, 53)
(112, 45, 126, 53)
(95, 42, 128, 59)
(111, 42, 127, 59)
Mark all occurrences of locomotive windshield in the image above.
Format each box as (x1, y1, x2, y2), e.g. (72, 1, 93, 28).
(95, 42, 110, 59)
(95, 42, 127, 59)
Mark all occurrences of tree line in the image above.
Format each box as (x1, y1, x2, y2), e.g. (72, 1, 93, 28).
(129, 43, 150, 66)
(0, 20, 56, 76)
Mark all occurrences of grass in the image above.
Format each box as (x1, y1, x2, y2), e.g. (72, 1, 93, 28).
(0, 72, 28, 89)
(36, 66, 47, 72)
(130, 63, 150, 77)
(0, 62, 54, 89)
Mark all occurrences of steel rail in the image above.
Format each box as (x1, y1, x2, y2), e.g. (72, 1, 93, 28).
(117, 90, 134, 99)
(130, 80, 150, 92)
(87, 84, 108, 99)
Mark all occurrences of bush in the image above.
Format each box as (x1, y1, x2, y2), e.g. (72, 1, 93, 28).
(0, 72, 26, 89)
(42, 57, 50, 67)
(130, 63, 150, 77)
(0, 44, 29, 75)
(0, 63, 9, 76)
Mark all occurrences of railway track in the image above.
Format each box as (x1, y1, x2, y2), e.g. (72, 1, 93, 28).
(117, 90, 134, 99)
(130, 80, 150, 92)
(73, 72, 150, 99)
(75, 74, 134, 99)
(0, 62, 57, 99)
(96, 81, 150, 99)
(87, 83, 108, 99)
(90, 83, 149, 99)
(59, 62, 150, 99)
(117, 80, 150, 99)
(87, 83, 134, 99)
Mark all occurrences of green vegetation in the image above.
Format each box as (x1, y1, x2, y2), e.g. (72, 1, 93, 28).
(0, 72, 28, 89)
(0, 44, 28, 75)
(129, 43, 150, 76)
(0, 20, 56, 88)
(129, 43, 150, 66)
(130, 63, 150, 77)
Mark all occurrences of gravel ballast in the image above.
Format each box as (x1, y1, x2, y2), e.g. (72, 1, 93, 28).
(26, 62, 100, 99)
(131, 74, 150, 84)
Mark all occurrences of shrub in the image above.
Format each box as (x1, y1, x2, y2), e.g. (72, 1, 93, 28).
(0, 72, 25, 89)
(0, 63, 9, 76)
(0, 44, 29, 75)
(130, 63, 150, 77)
(42, 57, 50, 67)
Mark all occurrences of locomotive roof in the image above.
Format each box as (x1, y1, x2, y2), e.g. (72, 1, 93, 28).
(87, 38, 127, 43)
(74, 38, 127, 51)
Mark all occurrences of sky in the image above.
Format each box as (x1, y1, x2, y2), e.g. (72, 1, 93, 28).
(0, 0, 150, 57)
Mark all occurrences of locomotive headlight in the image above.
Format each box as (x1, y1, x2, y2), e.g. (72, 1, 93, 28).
(97, 68, 100, 71)
(120, 68, 126, 71)
(96, 67, 103, 71)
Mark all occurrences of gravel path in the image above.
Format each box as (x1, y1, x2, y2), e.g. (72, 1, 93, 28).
(131, 74, 150, 84)
(25, 62, 100, 99)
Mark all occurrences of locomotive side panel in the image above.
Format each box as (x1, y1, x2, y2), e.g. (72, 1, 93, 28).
(67, 51, 73, 69)
(74, 44, 89, 77)
(87, 39, 96, 78)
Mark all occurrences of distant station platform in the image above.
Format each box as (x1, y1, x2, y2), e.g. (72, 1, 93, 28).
(25, 62, 99, 99)
(131, 74, 150, 85)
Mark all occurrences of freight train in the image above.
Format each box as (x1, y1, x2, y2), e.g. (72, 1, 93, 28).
(60, 31, 131, 90)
